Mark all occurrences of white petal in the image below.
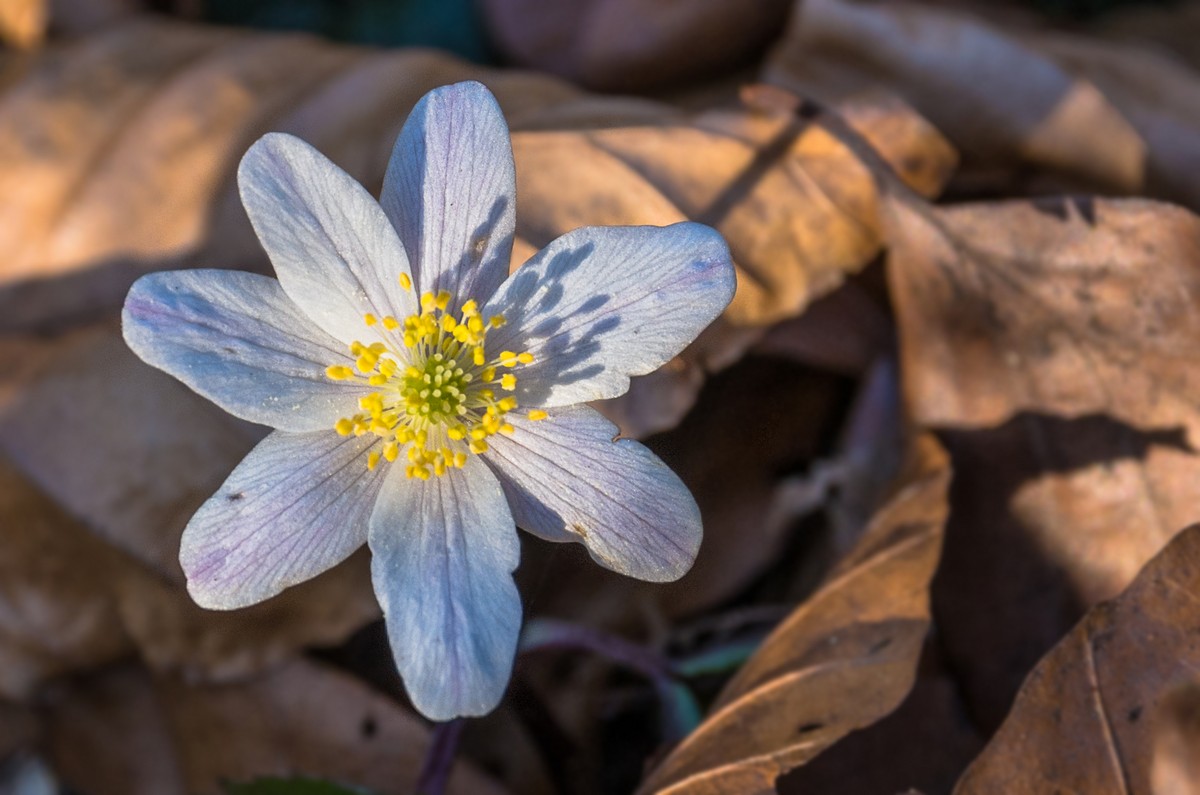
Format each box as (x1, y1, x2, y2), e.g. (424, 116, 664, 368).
(369, 456, 521, 721)
(484, 223, 735, 408)
(239, 133, 416, 344)
(181, 430, 383, 609)
(123, 269, 369, 432)
(485, 405, 701, 582)
(381, 81, 516, 306)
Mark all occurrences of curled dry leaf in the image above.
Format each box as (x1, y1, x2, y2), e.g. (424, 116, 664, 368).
(479, 0, 793, 91)
(764, 0, 1152, 197)
(885, 195, 1200, 727)
(43, 659, 506, 795)
(769, 0, 1200, 212)
(0, 325, 380, 691)
(953, 523, 1200, 795)
(765, 0, 1144, 190)
(636, 435, 950, 795)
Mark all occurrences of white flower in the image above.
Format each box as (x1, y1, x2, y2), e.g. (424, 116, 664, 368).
(121, 81, 736, 720)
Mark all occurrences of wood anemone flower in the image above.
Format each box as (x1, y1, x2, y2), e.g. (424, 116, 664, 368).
(121, 80, 736, 721)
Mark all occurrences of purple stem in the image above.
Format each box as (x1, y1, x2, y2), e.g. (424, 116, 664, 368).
(414, 718, 466, 795)
(519, 618, 672, 680)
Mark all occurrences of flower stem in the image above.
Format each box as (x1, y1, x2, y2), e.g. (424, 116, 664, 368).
(414, 718, 465, 795)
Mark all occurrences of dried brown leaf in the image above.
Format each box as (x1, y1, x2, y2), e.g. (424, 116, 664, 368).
(0, 16, 954, 437)
(953, 523, 1200, 795)
(777, 647, 984, 795)
(0, 18, 586, 332)
(0, 325, 380, 692)
(44, 658, 506, 795)
(1031, 33, 1200, 211)
(636, 435, 950, 794)
(885, 195, 1200, 726)
(515, 91, 954, 434)
(479, 0, 793, 91)
(765, 0, 1146, 195)
(888, 195, 1200, 434)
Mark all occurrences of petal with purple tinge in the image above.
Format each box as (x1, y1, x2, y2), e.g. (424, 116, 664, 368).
(485, 405, 701, 582)
(483, 222, 735, 408)
(381, 81, 516, 306)
(369, 456, 521, 721)
(123, 269, 371, 432)
(181, 430, 383, 609)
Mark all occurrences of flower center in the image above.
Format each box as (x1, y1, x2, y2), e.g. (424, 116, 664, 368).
(324, 279, 543, 479)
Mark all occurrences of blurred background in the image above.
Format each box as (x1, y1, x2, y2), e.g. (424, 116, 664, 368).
(3, 0, 1200, 794)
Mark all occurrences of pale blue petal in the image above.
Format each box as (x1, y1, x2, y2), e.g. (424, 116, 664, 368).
(381, 81, 515, 306)
(369, 456, 521, 721)
(123, 269, 370, 432)
(239, 133, 416, 344)
(181, 430, 383, 609)
(483, 223, 735, 408)
(485, 405, 701, 582)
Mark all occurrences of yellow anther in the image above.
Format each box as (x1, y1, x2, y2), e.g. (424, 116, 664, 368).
(326, 288, 535, 477)
(527, 409, 548, 421)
